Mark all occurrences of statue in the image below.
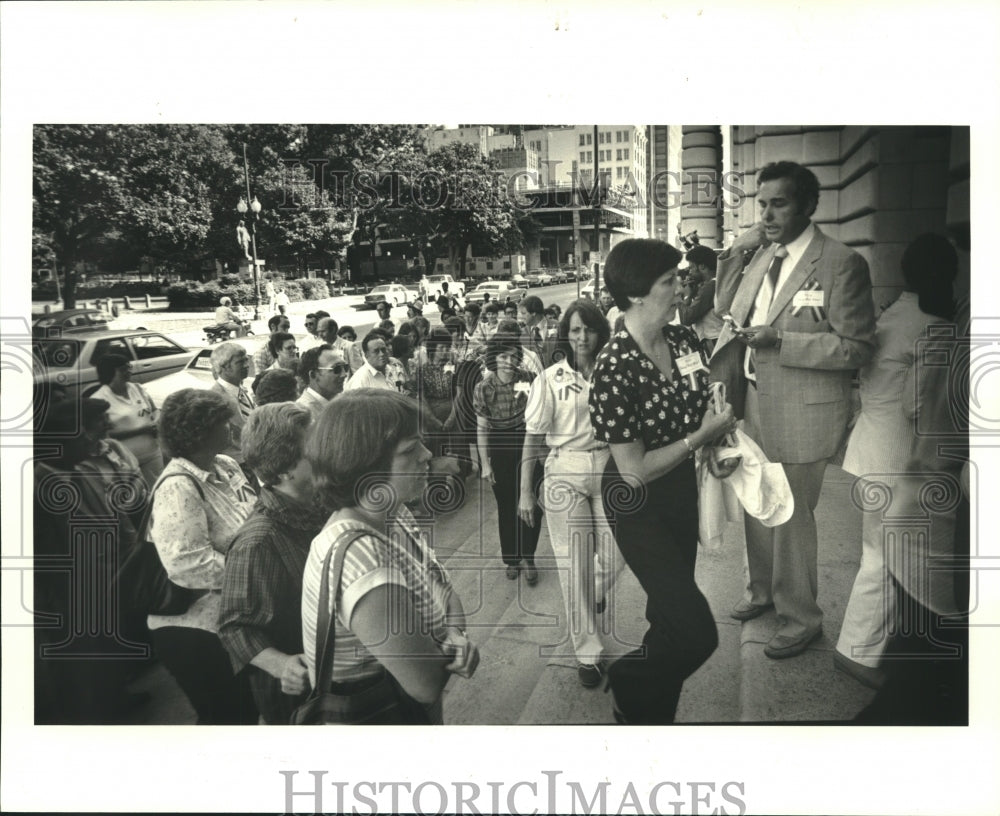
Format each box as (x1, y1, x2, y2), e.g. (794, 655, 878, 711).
(236, 220, 252, 260)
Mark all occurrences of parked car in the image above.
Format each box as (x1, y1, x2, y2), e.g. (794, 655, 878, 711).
(31, 308, 143, 337)
(525, 270, 553, 287)
(33, 329, 194, 402)
(465, 281, 527, 305)
(363, 284, 410, 309)
(510, 274, 530, 290)
(580, 281, 595, 300)
(142, 338, 259, 408)
(425, 274, 465, 297)
(548, 268, 569, 285)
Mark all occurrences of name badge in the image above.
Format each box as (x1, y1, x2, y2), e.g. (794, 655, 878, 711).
(443, 364, 455, 375)
(675, 351, 706, 378)
(514, 381, 531, 396)
(793, 290, 824, 308)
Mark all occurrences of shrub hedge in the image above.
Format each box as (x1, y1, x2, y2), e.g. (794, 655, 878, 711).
(165, 278, 330, 310)
(32, 280, 167, 300)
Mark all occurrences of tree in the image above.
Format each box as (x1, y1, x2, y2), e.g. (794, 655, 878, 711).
(33, 125, 236, 307)
(397, 142, 524, 277)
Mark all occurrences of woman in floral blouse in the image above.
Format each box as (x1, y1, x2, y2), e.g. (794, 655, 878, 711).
(148, 388, 259, 724)
(589, 239, 735, 724)
(474, 329, 542, 584)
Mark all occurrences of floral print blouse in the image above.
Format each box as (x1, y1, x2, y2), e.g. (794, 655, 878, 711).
(589, 323, 709, 452)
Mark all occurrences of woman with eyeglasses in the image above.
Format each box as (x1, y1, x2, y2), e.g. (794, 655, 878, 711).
(91, 352, 164, 485)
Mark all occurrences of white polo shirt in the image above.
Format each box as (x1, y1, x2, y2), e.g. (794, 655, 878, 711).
(524, 361, 604, 451)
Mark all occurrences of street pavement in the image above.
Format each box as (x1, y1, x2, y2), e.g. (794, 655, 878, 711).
(124, 462, 875, 725)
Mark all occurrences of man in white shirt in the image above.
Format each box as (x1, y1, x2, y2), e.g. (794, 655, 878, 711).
(344, 331, 394, 390)
(298, 312, 323, 353)
(268, 332, 299, 371)
(296, 345, 349, 420)
(252, 314, 291, 374)
(209, 342, 253, 463)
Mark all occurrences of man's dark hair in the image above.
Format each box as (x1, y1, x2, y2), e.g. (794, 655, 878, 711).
(521, 295, 544, 316)
(267, 314, 284, 332)
(757, 161, 820, 217)
(361, 330, 389, 354)
(685, 245, 717, 273)
(313, 310, 330, 319)
(268, 331, 295, 357)
(901, 233, 959, 321)
(299, 344, 334, 384)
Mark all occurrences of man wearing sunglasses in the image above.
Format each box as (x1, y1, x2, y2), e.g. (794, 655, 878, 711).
(296, 345, 349, 420)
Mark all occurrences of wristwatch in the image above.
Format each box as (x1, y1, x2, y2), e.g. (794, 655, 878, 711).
(774, 329, 783, 350)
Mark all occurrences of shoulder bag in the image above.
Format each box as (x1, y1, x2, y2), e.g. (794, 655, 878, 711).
(290, 528, 430, 725)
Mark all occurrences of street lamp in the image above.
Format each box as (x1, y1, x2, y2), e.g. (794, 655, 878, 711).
(238, 142, 263, 320)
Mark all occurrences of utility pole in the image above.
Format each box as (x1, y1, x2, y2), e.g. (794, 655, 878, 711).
(592, 125, 601, 295)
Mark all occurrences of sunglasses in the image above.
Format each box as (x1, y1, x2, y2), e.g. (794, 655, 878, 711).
(317, 364, 351, 375)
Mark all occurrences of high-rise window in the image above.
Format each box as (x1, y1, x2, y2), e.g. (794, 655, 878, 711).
(586, 133, 592, 145)
(623, 148, 629, 160)
(579, 134, 586, 146)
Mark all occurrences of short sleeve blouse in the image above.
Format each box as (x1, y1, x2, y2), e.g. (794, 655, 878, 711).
(589, 323, 709, 452)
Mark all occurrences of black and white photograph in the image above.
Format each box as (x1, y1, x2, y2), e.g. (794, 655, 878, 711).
(2, 3, 998, 815)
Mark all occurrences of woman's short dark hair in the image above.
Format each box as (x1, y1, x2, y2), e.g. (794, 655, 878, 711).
(158, 388, 233, 460)
(242, 402, 312, 486)
(901, 233, 959, 321)
(96, 353, 130, 385)
(425, 326, 453, 359)
(557, 299, 611, 370)
(484, 331, 523, 372)
(604, 239, 683, 311)
(253, 368, 299, 406)
(390, 333, 412, 359)
(308, 389, 420, 511)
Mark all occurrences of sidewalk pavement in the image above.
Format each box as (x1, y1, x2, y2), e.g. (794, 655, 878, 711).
(126, 463, 876, 725)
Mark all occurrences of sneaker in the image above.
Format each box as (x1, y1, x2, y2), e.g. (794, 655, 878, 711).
(523, 564, 538, 586)
(505, 564, 520, 580)
(578, 662, 603, 688)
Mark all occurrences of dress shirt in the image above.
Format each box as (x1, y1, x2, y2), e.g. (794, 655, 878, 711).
(296, 387, 329, 421)
(744, 222, 816, 381)
(525, 360, 604, 450)
(345, 361, 394, 391)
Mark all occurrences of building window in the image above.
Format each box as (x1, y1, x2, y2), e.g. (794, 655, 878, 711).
(616, 149, 622, 161)
(503, 261, 511, 269)
(486, 261, 494, 270)
(586, 151, 592, 162)
(580, 151, 586, 163)
(616, 130, 623, 142)
(623, 148, 629, 160)
(586, 133, 592, 145)
(579, 134, 585, 146)
(616, 166, 623, 179)
(437, 263, 445, 272)
(469, 262, 477, 271)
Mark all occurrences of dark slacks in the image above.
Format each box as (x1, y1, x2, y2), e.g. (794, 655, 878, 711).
(152, 626, 259, 725)
(602, 458, 718, 724)
(489, 429, 542, 566)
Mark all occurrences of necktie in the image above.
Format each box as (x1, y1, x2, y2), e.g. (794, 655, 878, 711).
(237, 387, 255, 419)
(766, 245, 789, 304)
(746, 245, 788, 378)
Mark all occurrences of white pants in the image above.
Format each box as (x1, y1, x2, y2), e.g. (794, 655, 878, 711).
(542, 447, 624, 664)
(836, 477, 896, 666)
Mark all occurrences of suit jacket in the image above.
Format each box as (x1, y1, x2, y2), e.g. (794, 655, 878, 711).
(211, 380, 247, 463)
(710, 225, 875, 463)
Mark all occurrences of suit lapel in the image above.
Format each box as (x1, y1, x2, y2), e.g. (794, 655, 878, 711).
(766, 227, 824, 324)
(731, 245, 773, 325)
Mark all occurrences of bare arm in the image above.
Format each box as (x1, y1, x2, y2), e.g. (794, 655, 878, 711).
(477, 415, 493, 483)
(349, 583, 451, 706)
(517, 431, 547, 527)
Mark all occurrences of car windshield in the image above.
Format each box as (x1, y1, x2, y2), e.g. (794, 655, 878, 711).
(371, 286, 391, 293)
(32, 339, 81, 368)
(477, 284, 500, 291)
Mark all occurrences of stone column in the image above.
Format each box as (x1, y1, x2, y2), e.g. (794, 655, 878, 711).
(680, 126, 723, 247)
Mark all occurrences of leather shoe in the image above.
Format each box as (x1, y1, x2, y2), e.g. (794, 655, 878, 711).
(730, 599, 773, 622)
(577, 662, 603, 688)
(523, 565, 538, 586)
(594, 596, 606, 615)
(764, 628, 822, 659)
(833, 651, 885, 690)
(505, 564, 520, 580)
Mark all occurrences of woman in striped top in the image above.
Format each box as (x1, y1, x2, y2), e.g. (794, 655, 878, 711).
(302, 389, 479, 724)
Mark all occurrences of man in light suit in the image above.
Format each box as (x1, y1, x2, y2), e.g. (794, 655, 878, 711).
(210, 342, 254, 466)
(710, 161, 876, 659)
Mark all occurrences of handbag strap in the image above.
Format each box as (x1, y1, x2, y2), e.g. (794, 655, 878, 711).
(137, 470, 205, 543)
(310, 528, 370, 701)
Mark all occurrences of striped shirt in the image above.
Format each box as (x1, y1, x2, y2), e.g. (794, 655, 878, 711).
(301, 508, 452, 687)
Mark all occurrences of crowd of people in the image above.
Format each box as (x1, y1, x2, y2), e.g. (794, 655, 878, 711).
(31, 160, 968, 726)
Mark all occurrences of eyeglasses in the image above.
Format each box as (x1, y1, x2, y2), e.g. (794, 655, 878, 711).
(283, 347, 299, 355)
(317, 364, 351, 375)
(368, 346, 389, 354)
